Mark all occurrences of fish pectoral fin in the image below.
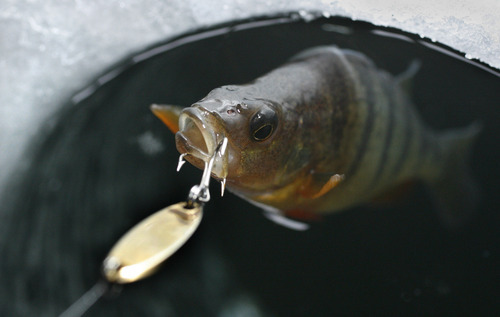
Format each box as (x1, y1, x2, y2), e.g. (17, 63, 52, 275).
(300, 173, 344, 199)
(150, 104, 184, 133)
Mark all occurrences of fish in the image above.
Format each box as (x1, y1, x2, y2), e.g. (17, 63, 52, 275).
(152, 46, 480, 229)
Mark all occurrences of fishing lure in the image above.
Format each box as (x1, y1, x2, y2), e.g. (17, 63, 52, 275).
(152, 45, 480, 229)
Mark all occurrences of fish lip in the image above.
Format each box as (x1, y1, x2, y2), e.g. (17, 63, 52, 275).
(176, 106, 218, 162)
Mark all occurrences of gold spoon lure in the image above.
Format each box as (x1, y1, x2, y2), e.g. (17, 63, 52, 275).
(102, 140, 222, 283)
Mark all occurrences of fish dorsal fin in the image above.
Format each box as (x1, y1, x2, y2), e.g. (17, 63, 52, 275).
(299, 172, 344, 199)
(396, 60, 421, 95)
(150, 104, 184, 133)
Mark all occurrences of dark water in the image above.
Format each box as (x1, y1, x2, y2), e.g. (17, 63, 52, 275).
(1, 12, 499, 316)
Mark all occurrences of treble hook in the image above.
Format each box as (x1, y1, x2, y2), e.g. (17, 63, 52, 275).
(186, 138, 227, 207)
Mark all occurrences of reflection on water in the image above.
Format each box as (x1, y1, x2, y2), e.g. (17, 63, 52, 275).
(1, 12, 499, 316)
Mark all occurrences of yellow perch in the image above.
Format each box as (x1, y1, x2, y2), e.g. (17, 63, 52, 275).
(152, 46, 480, 228)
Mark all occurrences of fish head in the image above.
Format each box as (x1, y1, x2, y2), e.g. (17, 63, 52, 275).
(176, 90, 286, 195)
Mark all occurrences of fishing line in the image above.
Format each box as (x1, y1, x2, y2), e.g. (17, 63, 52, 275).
(58, 280, 110, 317)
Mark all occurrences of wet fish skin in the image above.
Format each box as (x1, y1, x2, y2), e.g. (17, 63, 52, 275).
(153, 46, 479, 226)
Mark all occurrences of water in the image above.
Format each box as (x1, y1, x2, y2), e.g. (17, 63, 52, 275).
(1, 13, 499, 316)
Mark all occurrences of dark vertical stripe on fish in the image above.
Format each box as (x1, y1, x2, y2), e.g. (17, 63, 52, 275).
(345, 68, 376, 179)
(327, 57, 353, 153)
(391, 93, 413, 178)
(372, 82, 395, 185)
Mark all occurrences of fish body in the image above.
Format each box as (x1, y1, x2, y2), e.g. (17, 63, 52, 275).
(153, 46, 479, 227)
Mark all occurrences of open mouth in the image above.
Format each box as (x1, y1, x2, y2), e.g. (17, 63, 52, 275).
(176, 107, 217, 161)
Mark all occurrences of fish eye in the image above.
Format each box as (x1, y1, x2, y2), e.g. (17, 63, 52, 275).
(250, 108, 278, 141)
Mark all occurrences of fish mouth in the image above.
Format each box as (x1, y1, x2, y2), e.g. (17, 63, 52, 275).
(176, 106, 228, 179)
(176, 107, 216, 160)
